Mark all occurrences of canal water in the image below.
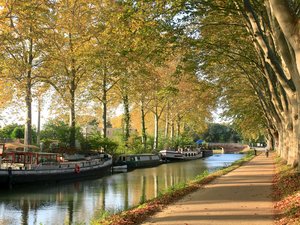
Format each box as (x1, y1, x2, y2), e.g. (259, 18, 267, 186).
(0, 154, 244, 225)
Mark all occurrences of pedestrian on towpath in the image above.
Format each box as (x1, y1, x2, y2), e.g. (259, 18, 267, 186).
(265, 148, 269, 157)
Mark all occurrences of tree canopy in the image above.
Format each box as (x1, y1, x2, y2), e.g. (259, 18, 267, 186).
(0, 0, 299, 168)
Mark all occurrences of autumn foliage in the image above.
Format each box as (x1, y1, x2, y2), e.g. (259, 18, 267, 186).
(273, 158, 300, 224)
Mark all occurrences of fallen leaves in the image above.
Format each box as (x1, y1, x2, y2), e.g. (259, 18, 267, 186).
(273, 158, 300, 225)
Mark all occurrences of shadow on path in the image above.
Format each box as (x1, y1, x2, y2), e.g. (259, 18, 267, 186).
(142, 153, 275, 225)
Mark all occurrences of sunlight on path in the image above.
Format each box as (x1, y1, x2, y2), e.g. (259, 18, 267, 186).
(142, 153, 274, 225)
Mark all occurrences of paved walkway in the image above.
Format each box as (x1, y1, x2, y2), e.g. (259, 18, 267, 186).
(142, 153, 275, 225)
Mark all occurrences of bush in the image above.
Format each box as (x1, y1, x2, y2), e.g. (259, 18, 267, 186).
(84, 132, 118, 154)
(11, 127, 24, 139)
(40, 120, 83, 150)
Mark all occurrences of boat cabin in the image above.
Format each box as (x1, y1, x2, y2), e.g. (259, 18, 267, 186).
(3, 151, 59, 165)
(0, 143, 59, 165)
(117, 154, 160, 163)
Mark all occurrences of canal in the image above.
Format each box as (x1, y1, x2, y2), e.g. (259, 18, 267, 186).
(0, 154, 244, 225)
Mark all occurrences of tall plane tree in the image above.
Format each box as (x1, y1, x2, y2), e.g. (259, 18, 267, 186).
(43, 0, 94, 147)
(189, 0, 300, 167)
(0, 0, 51, 146)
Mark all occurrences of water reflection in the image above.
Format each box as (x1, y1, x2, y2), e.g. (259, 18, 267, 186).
(0, 154, 243, 225)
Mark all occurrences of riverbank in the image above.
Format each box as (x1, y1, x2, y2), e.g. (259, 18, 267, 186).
(94, 152, 255, 225)
(141, 152, 274, 225)
(273, 157, 300, 224)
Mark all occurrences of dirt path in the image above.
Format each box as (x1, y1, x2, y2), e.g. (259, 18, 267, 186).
(142, 153, 275, 225)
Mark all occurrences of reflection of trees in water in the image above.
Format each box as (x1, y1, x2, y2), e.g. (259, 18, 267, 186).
(0, 156, 244, 224)
(2, 164, 202, 224)
(1, 182, 82, 207)
(139, 176, 146, 204)
(102, 181, 106, 209)
(67, 198, 73, 225)
(21, 200, 28, 225)
(123, 173, 128, 210)
(89, 181, 108, 222)
(0, 181, 88, 224)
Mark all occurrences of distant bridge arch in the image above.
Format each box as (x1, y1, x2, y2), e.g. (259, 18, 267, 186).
(208, 143, 249, 153)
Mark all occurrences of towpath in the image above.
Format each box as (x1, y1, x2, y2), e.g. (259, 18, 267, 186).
(142, 153, 275, 225)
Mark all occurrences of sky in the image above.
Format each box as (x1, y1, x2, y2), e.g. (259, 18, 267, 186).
(0, 98, 50, 129)
(0, 101, 228, 130)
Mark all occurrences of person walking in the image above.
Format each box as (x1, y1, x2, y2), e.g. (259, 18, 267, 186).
(265, 148, 269, 157)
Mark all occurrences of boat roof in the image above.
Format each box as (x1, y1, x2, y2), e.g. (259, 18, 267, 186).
(119, 153, 157, 156)
(4, 142, 39, 150)
(4, 151, 58, 155)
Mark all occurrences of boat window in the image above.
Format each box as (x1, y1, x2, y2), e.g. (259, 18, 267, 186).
(16, 154, 24, 163)
(25, 155, 31, 164)
(4, 154, 13, 163)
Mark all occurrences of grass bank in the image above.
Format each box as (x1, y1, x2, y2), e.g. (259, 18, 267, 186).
(273, 157, 300, 224)
(93, 152, 255, 225)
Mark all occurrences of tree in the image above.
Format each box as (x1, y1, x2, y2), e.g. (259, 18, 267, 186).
(0, 124, 21, 139)
(130, 67, 154, 151)
(41, 0, 95, 148)
(40, 120, 82, 147)
(0, 1, 52, 147)
(197, 4, 267, 141)
(186, 0, 300, 167)
(86, 0, 128, 142)
(11, 126, 24, 139)
(201, 123, 241, 143)
(85, 132, 118, 154)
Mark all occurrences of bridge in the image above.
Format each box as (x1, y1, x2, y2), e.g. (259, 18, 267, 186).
(208, 143, 250, 153)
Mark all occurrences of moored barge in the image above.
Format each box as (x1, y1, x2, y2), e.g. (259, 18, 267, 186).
(0, 143, 112, 187)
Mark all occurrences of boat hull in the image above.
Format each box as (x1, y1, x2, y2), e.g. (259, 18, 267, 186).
(202, 150, 213, 157)
(112, 165, 128, 173)
(125, 160, 161, 169)
(0, 158, 112, 187)
(114, 154, 162, 169)
(159, 150, 203, 162)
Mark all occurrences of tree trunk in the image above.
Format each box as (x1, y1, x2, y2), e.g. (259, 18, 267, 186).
(37, 97, 41, 146)
(153, 107, 159, 151)
(24, 77, 32, 148)
(102, 69, 107, 139)
(164, 114, 169, 139)
(164, 103, 169, 138)
(69, 86, 76, 148)
(241, 0, 300, 168)
(268, 0, 300, 75)
(177, 115, 181, 138)
(123, 93, 130, 142)
(68, 33, 77, 148)
(170, 120, 174, 141)
(24, 36, 34, 149)
(140, 100, 147, 150)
